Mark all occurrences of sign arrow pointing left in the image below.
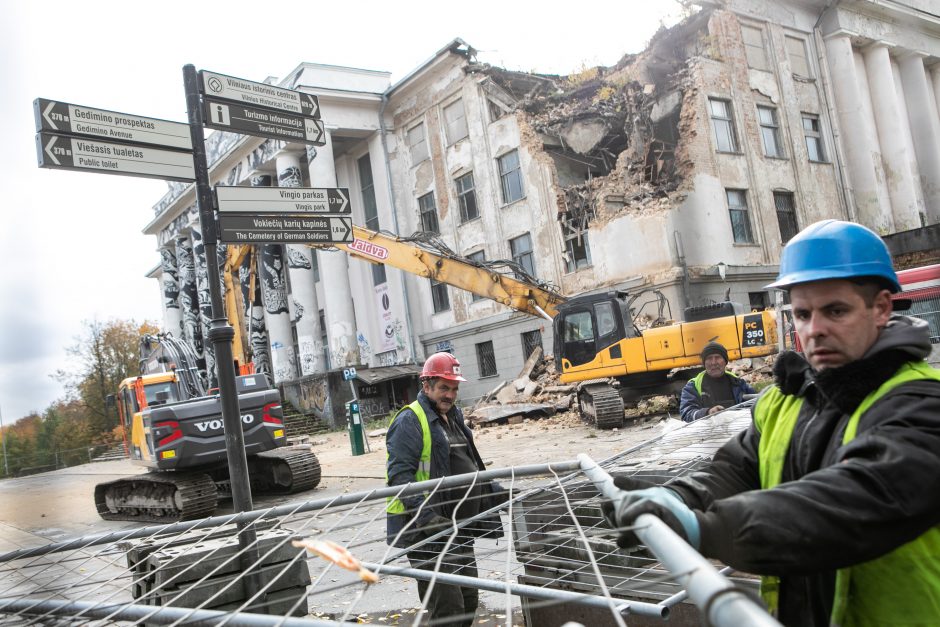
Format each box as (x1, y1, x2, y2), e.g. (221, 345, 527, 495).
(44, 136, 60, 165)
(42, 101, 59, 131)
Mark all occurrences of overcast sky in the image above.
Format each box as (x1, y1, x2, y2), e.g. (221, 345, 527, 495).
(0, 0, 683, 422)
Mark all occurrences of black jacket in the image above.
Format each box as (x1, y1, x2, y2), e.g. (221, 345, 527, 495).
(668, 316, 940, 626)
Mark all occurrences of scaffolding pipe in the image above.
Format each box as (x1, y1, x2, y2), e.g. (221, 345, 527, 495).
(362, 562, 669, 619)
(0, 597, 356, 627)
(577, 454, 781, 627)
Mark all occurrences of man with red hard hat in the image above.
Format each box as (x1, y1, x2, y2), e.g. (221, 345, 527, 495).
(385, 352, 505, 626)
(604, 220, 940, 625)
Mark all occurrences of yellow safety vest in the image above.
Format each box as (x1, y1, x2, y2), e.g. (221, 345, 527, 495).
(755, 361, 940, 626)
(386, 400, 432, 514)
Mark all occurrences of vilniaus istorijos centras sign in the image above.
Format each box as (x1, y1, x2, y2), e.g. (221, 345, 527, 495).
(33, 99, 193, 150)
(203, 98, 325, 146)
(218, 213, 353, 244)
(215, 186, 349, 214)
(199, 70, 320, 118)
(36, 132, 196, 182)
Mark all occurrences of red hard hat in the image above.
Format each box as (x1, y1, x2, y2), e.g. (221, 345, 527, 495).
(421, 352, 467, 382)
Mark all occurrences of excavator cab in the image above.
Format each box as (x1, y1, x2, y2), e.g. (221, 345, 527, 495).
(553, 292, 636, 370)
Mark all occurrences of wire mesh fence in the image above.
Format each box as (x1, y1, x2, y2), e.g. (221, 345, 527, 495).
(0, 405, 774, 626)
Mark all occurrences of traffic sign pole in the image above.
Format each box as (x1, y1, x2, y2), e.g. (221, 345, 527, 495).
(183, 64, 261, 596)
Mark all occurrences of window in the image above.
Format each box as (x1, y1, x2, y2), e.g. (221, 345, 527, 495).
(476, 341, 497, 378)
(359, 154, 386, 284)
(786, 36, 812, 77)
(418, 192, 439, 234)
(565, 231, 592, 272)
(774, 191, 799, 244)
(709, 98, 738, 153)
(430, 278, 450, 313)
(802, 114, 827, 162)
(726, 189, 755, 244)
(741, 24, 769, 70)
(521, 329, 542, 359)
(407, 123, 429, 164)
(758, 106, 784, 158)
(443, 99, 468, 145)
(594, 301, 617, 337)
(455, 172, 478, 222)
(467, 250, 486, 302)
(498, 150, 524, 204)
(488, 98, 509, 122)
(564, 311, 595, 342)
(509, 233, 535, 278)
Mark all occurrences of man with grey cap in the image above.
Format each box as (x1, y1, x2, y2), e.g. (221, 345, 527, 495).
(603, 220, 940, 626)
(679, 340, 756, 422)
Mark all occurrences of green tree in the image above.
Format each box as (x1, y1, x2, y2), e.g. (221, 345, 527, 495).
(55, 318, 158, 441)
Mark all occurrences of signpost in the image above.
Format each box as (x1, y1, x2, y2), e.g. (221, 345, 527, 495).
(34, 99, 193, 150)
(215, 186, 349, 213)
(218, 214, 353, 244)
(36, 132, 195, 182)
(203, 98, 325, 146)
(200, 70, 320, 118)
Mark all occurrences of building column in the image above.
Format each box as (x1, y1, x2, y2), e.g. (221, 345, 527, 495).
(308, 130, 359, 367)
(251, 173, 298, 383)
(159, 246, 184, 338)
(898, 52, 940, 224)
(824, 32, 892, 232)
(175, 233, 205, 370)
(863, 43, 920, 231)
(276, 151, 324, 376)
(190, 225, 219, 388)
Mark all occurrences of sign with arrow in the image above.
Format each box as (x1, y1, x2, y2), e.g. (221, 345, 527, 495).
(200, 70, 320, 118)
(33, 98, 193, 150)
(203, 98, 325, 146)
(36, 132, 195, 182)
(215, 186, 349, 213)
(218, 213, 353, 244)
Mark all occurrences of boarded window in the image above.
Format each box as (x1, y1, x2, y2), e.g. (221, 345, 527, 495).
(709, 98, 738, 153)
(786, 36, 812, 77)
(407, 123, 429, 164)
(443, 99, 469, 145)
(726, 189, 755, 244)
(476, 341, 497, 378)
(741, 24, 769, 70)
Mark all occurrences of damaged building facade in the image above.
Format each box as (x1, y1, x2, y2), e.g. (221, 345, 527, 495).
(147, 0, 940, 407)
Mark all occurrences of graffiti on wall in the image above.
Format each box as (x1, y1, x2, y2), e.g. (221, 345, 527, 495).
(176, 235, 204, 361)
(260, 246, 289, 315)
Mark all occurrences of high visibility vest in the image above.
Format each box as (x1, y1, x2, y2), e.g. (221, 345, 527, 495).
(690, 370, 743, 394)
(754, 361, 940, 626)
(386, 400, 432, 514)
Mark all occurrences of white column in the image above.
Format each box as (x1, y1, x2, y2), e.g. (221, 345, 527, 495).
(931, 65, 940, 128)
(252, 173, 298, 383)
(824, 33, 892, 232)
(308, 130, 359, 367)
(899, 52, 940, 224)
(159, 246, 184, 338)
(863, 43, 920, 231)
(276, 150, 324, 376)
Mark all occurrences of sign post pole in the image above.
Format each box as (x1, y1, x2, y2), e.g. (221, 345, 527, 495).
(183, 64, 262, 595)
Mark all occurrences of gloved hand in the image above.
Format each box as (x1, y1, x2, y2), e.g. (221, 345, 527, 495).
(416, 514, 452, 540)
(774, 350, 814, 396)
(601, 475, 700, 550)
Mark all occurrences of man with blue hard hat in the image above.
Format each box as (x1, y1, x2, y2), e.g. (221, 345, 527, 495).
(604, 220, 940, 625)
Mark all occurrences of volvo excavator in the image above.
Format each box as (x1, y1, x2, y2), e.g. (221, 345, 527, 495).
(95, 334, 320, 523)
(288, 225, 779, 428)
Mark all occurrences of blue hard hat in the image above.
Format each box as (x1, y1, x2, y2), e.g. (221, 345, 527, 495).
(765, 220, 900, 292)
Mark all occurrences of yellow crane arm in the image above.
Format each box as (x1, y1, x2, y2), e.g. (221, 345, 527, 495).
(323, 226, 566, 320)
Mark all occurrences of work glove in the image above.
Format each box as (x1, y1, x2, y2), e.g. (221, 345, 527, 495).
(774, 350, 814, 397)
(601, 475, 700, 550)
(416, 514, 452, 540)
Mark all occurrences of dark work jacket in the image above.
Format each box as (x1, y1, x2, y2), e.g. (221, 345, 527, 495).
(679, 371, 756, 422)
(668, 316, 940, 626)
(385, 391, 503, 547)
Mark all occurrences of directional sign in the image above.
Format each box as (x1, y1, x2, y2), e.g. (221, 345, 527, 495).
(216, 186, 349, 214)
(203, 98, 325, 146)
(36, 132, 195, 182)
(34, 99, 193, 150)
(200, 70, 320, 119)
(218, 213, 353, 244)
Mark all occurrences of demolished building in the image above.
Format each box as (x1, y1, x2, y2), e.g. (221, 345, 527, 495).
(146, 0, 940, 409)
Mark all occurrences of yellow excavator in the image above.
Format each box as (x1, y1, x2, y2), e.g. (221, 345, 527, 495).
(276, 226, 778, 428)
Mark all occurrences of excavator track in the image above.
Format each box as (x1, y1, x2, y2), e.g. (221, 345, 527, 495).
(249, 448, 321, 495)
(577, 383, 625, 429)
(94, 473, 218, 523)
